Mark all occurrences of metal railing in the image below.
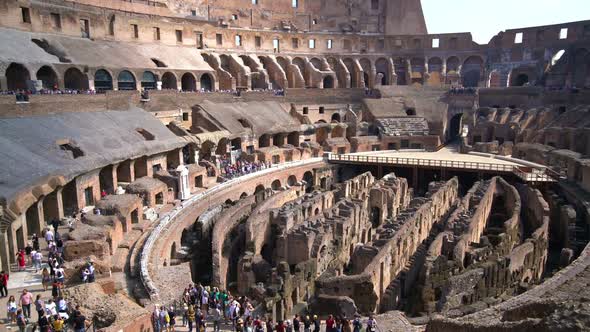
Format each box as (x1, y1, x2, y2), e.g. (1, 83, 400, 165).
(328, 153, 515, 172)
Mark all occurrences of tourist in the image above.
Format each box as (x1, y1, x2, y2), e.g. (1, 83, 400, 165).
(57, 296, 68, 313)
(16, 249, 26, 271)
(276, 319, 285, 332)
(45, 228, 54, 244)
(19, 289, 34, 319)
(16, 308, 27, 332)
(32, 233, 40, 251)
(25, 242, 33, 265)
(266, 317, 274, 332)
(159, 306, 169, 332)
(313, 315, 320, 332)
(55, 265, 65, 284)
(45, 298, 57, 317)
(352, 315, 361, 332)
(32, 249, 43, 272)
(88, 261, 96, 282)
(152, 305, 162, 332)
(7, 295, 18, 323)
(168, 306, 177, 332)
(303, 315, 311, 332)
(366, 315, 376, 332)
(72, 310, 88, 332)
(41, 267, 51, 291)
(34, 294, 45, 318)
(52, 280, 62, 298)
(212, 303, 222, 332)
(341, 316, 351, 332)
(52, 314, 65, 332)
(187, 304, 196, 332)
(37, 311, 50, 332)
(326, 314, 335, 332)
(293, 314, 300, 332)
(0, 271, 8, 297)
(182, 302, 189, 327)
(51, 218, 60, 234)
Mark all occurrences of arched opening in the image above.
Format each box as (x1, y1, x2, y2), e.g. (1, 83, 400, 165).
(200, 140, 216, 161)
(94, 69, 113, 91)
(271, 179, 281, 190)
(200, 73, 213, 91)
(254, 184, 266, 203)
(446, 56, 460, 85)
(371, 207, 381, 227)
(259, 134, 271, 148)
(427, 57, 443, 85)
(375, 58, 389, 85)
(573, 48, 590, 88)
(462, 56, 483, 87)
(181, 73, 196, 91)
(405, 108, 416, 116)
(287, 132, 299, 146)
(161, 72, 177, 90)
(287, 175, 297, 186)
(410, 57, 425, 85)
(331, 113, 341, 123)
(117, 70, 136, 90)
(141, 71, 157, 90)
(36, 66, 58, 90)
(512, 73, 529, 86)
(323, 76, 334, 89)
(303, 171, 313, 193)
(64, 68, 89, 90)
(6, 63, 30, 90)
(449, 113, 463, 142)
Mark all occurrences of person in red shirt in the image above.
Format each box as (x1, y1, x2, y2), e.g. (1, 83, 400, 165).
(0, 271, 8, 297)
(326, 315, 335, 332)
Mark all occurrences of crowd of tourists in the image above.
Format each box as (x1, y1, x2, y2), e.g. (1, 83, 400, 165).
(3, 218, 95, 331)
(154, 283, 379, 332)
(218, 155, 274, 180)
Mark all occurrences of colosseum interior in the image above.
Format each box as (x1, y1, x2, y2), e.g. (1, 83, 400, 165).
(0, 0, 589, 331)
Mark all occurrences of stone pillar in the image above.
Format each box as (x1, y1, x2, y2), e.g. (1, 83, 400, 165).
(7, 225, 16, 264)
(176, 165, 190, 200)
(0, 231, 9, 272)
(111, 163, 119, 192)
(35, 198, 46, 234)
(55, 187, 65, 220)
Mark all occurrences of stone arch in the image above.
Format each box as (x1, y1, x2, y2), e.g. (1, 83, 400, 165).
(117, 70, 137, 90)
(511, 73, 529, 86)
(64, 67, 89, 90)
(271, 179, 282, 190)
(181, 73, 197, 91)
(216, 138, 229, 156)
(292, 57, 306, 73)
(331, 113, 341, 123)
(375, 58, 390, 85)
(6, 63, 30, 90)
(94, 69, 113, 91)
(323, 75, 334, 88)
(328, 57, 347, 88)
(310, 58, 322, 70)
(141, 71, 157, 90)
(161, 72, 177, 90)
(287, 175, 297, 186)
(36, 65, 58, 89)
(200, 140, 216, 160)
(200, 73, 214, 91)
(462, 56, 484, 87)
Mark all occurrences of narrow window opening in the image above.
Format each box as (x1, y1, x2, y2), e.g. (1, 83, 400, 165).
(216, 34, 223, 45)
(175, 30, 183, 43)
(255, 36, 262, 48)
(153, 27, 160, 40)
(303, 107, 309, 115)
(131, 24, 139, 38)
(514, 32, 523, 44)
(21, 7, 31, 24)
(235, 35, 242, 46)
(559, 28, 568, 40)
(50, 13, 61, 30)
(327, 39, 333, 49)
(309, 39, 316, 49)
(319, 107, 325, 114)
(432, 38, 440, 48)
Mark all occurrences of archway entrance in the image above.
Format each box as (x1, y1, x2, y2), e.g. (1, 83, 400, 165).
(141, 71, 157, 90)
(161, 72, 177, 90)
(512, 73, 529, 86)
(182, 73, 196, 91)
(200, 73, 213, 91)
(64, 68, 89, 90)
(117, 70, 136, 90)
(6, 63, 30, 90)
(323, 76, 334, 88)
(94, 69, 113, 91)
(36, 66, 58, 89)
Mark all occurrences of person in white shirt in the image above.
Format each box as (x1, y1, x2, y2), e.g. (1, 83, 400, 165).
(45, 299, 57, 316)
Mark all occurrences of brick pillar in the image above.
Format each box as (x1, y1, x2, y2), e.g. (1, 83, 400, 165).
(35, 197, 46, 233)
(56, 187, 65, 219)
(111, 163, 119, 191)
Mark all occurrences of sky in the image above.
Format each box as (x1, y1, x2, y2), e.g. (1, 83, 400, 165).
(421, 0, 590, 44)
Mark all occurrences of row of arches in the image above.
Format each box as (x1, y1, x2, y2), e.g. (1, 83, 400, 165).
(3, 62, 215, 92)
